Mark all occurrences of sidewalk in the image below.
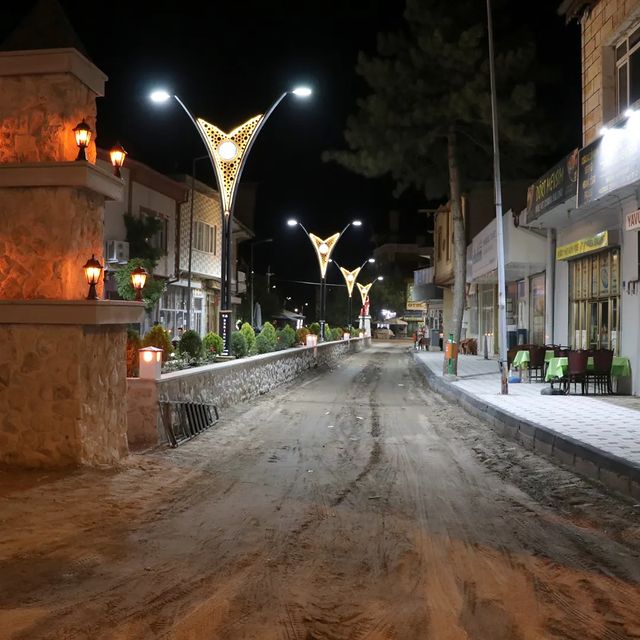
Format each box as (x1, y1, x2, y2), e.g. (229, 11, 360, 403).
(412, 350, 640, 498)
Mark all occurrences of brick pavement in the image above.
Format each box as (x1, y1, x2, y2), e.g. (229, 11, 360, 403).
(412, 349, 640, 492)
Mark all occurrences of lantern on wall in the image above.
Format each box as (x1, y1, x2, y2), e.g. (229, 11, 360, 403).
(130, 265, 148, 301)
(73, 120, 92, 161)
(82, 254, 103, 300)
(109, 143, 127, 178)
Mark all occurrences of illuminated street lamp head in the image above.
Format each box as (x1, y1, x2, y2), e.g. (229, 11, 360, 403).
(340, 266, 362, 297)
(352, 220, 362, 227)
(292, 86, 312, 97)
(150, 89, 172, 103)
(287, 218, 298, 227)
(368, 258, 375, 263)
(309, 233, 340, 278)
(218, 140, 238, 160)
(377, 276, 384, 281)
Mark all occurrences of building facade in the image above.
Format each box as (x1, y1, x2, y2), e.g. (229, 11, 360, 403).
(523, 0, 640, 393)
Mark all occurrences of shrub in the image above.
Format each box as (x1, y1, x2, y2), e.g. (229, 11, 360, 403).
(309, 322, 320, 336)
(260, 321, 277, 350)
(126, 329, 142, 377)
(282, 325, 296, 348)
(296, 326, 310, 345)
(332, 327, 343, 341)
(351, 327, 360, 337)
(275, 329, 288, 350)
(203, 332, 224, 358)
(255, 332, 273, 354)
(179, 329, 203, 359)
(142, 325, 172, 363)
(230, 331, 248, 358)
(240, 322, 256, 353)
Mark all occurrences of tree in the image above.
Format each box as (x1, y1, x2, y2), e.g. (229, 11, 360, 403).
(324, 0, 539, 373)
(114, 258, 166, 313)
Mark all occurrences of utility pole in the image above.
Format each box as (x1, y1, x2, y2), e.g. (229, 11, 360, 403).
(487, 0, 509, 394)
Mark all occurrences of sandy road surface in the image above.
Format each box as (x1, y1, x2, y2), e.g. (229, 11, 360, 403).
(1, 343, 640, 639)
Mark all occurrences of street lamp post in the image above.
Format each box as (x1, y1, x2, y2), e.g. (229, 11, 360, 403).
(356, 276, 383, 337)
(331, 257, 375, 329)
(250, 238, 273, 328)
(486, 0, 508, 394)
(287, 218, 362, 341)
(150, 86, 312, 353)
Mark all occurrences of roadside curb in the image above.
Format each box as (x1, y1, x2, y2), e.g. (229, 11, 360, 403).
(412, 352, 640, 499)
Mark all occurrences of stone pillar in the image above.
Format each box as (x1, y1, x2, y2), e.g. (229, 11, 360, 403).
(545, 228, 556, 345)
(0, 48, 143, 468)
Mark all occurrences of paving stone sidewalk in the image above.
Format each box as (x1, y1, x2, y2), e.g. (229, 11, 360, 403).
(412, 349, 640, 495)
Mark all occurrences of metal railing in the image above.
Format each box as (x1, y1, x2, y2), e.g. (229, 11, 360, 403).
(159, 400, 219, 447)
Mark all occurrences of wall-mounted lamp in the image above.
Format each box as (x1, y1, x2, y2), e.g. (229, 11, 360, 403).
(130, 265, 148, 301)
(82, 254, 103, 300)
(73, 120, 92, 161)
(109, 143, 127, 178)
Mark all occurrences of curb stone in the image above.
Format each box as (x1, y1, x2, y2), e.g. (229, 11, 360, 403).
(412, 352, 640, 499)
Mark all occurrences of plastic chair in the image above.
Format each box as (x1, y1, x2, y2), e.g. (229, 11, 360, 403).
(591, 349, 613, 394)
(566, 350, 589, 395)
(529, 345, 545, 382)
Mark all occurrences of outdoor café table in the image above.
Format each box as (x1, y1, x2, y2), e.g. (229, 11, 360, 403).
(544, 355, 631, 391)
(512, 349, 555, 381)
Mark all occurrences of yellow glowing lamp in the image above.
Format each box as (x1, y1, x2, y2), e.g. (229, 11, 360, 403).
(309, 233, 340, 278)
(73, 120, 92, 161)
(196, 115, 264, 214)
(357, 282, 373, 307)
(130, 265, 149, 301)
(109, 143, 127, 177)
(82, 254, 103, 300)
(339, 266, 361, 297)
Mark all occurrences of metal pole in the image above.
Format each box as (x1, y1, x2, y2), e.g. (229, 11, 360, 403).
(250, 242, 255, 328)
(487, 0, 508, 394)
(348, 295, 352, 330)
(186, 161, 196, 331)
(320, 276, 326, 341)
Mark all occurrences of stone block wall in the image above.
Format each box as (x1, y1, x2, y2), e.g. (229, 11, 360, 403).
(0, 324, 128, 467)
(0, 73, 97, 164)
(582, 0, 640, 144)
(127, 338, 370, 445)
(0, 187, 104, 299)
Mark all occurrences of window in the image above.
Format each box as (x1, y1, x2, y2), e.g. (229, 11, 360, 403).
(569, 249, 620, 352)
(616, 25, 640, 115)
(194, 221, 216, 254)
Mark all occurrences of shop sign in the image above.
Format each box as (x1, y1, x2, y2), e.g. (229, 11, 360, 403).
(556, 231, 609, 260)
(578, 133, 640, 207)
(406, 301, 427, 311)
(526, 149, 578, 223)
(625, 209, 640, 231)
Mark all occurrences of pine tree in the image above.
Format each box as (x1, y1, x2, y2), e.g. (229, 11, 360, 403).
(325, 0, 539, 373)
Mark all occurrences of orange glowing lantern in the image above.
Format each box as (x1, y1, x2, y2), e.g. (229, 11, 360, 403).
(109, 143, 127, 178)
(73, 120, 92, 161)
(82, 254, 103, 300)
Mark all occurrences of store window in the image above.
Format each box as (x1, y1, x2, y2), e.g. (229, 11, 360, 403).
(616, 25, 640, 115)
(140, 207, 168, 253)
(529, 274, 545, 345)
(569, 248, 620, 352)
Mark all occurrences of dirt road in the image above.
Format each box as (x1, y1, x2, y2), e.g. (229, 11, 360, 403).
(2, 343, 640, 639)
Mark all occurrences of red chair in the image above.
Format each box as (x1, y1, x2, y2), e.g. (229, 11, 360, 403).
(566, 350, 589, 395)
(591, 349, 614, 394)
(529, 345, 545, 382)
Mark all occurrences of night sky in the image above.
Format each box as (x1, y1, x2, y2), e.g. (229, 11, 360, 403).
(2, 0, 581, 307)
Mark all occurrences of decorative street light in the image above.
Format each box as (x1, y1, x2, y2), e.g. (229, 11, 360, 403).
(356, 275, 383, 337)
(130, 265, 149, 302)
(287, 218, 361, 341)
(331, 257, 375, 329)
(150, 85, 312, 353)
(82, 254, 103, 300)
(73, 120, 92, 161)
(109, 143, 127, 178)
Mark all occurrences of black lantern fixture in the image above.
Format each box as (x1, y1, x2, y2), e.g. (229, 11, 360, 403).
(130, 265, 148, 301)
(82, 254, 103, 300)
(73, 120, 92, 161)
(109, 142, 127, 178)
